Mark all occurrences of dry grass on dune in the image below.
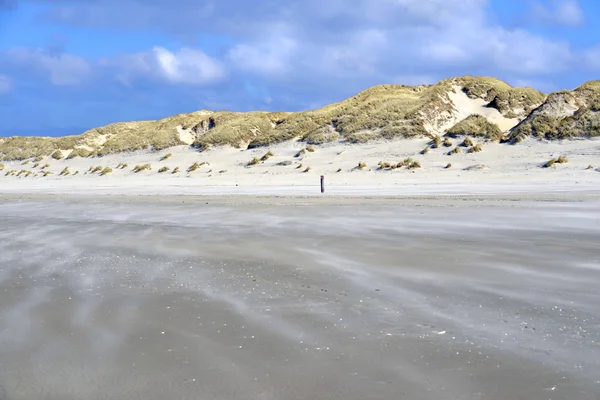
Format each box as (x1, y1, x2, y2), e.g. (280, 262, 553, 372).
(67, 148, 91, 159)
(51, 150, 65, 160)
(448, 147, 462, 155)
(41, 164, 50, 169)
(160, 153, 172, 161)
(133, 164, 152, 173)
(444, 163, 452, 169)
(544, 154, 568, 168)
(188, 162, 201, 172)
(421, 147, 429, 154)
(303, 166, 312, 172)
(469, 144, 483, 153)
(91, 166, 103, 173)
(100, 167, 113, 176)
(172, 167, 180, 174)
(158, 166, 170, 173)
(261, 151, 275, 161)
(446, 114, 503, 141)
(461, 137, 474, 147)
(443, 137, 452, 147)
(59, 167, 70, 176)
(0, 163, 4, 171)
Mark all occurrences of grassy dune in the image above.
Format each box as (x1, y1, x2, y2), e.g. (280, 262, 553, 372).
(1, 77, 599, 161)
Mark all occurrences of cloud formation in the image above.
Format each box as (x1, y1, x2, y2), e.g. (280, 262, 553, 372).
(1, 0, 598, 136)
(4, 47, 91, 86)
(530, 0, 584, 27)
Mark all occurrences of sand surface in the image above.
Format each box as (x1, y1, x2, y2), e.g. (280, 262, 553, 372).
(1, 196, 599, 399)
(1, 137, 600, 197)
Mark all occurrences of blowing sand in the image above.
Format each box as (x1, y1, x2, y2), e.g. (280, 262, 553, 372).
(0, 196, 599, 400)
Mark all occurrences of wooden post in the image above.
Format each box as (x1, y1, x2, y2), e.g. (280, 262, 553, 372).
(320, 175, 324, 193)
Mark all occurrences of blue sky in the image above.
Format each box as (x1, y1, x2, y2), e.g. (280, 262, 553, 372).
(0, 0, 599, 137)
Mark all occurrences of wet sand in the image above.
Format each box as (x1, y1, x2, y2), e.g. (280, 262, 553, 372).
(0, 196, 599, 400)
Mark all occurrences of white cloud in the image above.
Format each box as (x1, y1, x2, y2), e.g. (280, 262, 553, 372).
(228, 26, 297, 76)
(0, 74, 12, 93)
(5, 48, 91, 85)
(531, 0, 584, 27)
(108, 46, 225, 86)
(583, 46, 600, 71)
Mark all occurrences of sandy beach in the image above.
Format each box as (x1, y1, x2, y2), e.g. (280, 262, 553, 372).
(1, 136, 600, 197)
(0, 195, 599, 400)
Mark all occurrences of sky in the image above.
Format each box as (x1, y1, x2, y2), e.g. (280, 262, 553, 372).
(0, 0, 599, 137)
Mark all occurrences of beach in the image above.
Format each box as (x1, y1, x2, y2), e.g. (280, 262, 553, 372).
(0, 195, 599, 399)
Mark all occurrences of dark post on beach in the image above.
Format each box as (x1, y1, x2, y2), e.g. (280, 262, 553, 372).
(320, 175, 325, 193)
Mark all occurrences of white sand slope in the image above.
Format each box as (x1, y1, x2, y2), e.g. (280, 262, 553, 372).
(1, 136, 600, 196)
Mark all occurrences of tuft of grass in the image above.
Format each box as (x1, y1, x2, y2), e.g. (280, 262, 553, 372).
(446, 114, 503, 141)
(443, 137, 452, 147)
(358, 161, 367, 169)
(461, 137, 474, 147)
(468, 144, 483, 153)
(21, 160, 30, 165)
(16, 170, 25, 176)
(431, 136, 441, 148)
(59, 167, 70, 176)
(160, 153, 172, 161)
(51, 150, 64, 160)
(421, 147, 429, 155)
(543, 158, 556, 168)
(444, 163, 452, 169)
(0, 163, 4, 171)
(158, 166, 170, 173)
(116, 162, 129, 169)
(32, 163, 39, 168)
(260, 150, 275, 161)
(91, 166, 103, 173)
(303, 166, 312, 172)
(586, 164, 594, 170)
(408, 161, 421, 169)
(188, 162, 201, 172)
(172, 167, 180, 174)
(73, 170, 79, 175)
(247, 157, 261, 166)
(24, 171, 33, 177)
(448, 147, 462, 155)
(67, 148, 91, 159)
(336, 168, 342, 172)
(42, 171, 53, 177)
(305, 145, 315, 152)
(296, 163, 303, 169)
(556, 155, 568, 164)
(100, 167, 113, 176)
(294, 149, 306, 158)
(34, 156, 43, 162)
(133, 164, 152, 173)
(396, 158, 414, 168)
(41, 164, 50, 169)
(379, 162, 391, 169)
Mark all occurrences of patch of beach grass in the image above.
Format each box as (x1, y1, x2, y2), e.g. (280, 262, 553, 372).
(468, 144, 483, 153)
(158, 166, 170, 173)
(100, 167, 113, 176)
(160, 153, 172, 161)
(133, 164, 152, 173)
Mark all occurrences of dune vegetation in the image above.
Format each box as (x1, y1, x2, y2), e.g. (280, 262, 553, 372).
(1, 77, 599, 161)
